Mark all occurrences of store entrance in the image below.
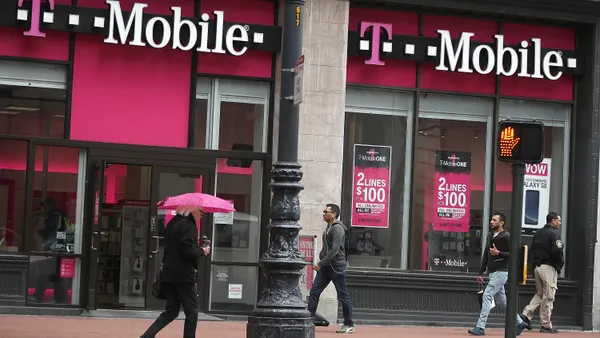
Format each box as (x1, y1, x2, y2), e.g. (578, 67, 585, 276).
(84, 157, 214, 311)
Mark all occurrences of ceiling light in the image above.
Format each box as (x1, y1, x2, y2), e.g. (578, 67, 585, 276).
(5, 106, 40, 111)
(53, 114, 65, 118)
(0, 111, 21, 115)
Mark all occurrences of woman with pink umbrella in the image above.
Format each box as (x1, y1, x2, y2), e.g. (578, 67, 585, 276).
(139, 193, 235, 338)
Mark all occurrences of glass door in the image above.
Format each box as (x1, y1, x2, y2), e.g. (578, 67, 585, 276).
(84, 159, 105, 310)
(145, 166, 215, 310)
(85, 160, 153, 310)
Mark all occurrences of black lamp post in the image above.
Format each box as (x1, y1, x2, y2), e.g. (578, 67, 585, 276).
(246, 0, 314, 337)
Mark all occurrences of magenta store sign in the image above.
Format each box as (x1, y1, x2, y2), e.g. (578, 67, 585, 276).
(357, 21, 580, 81)
(14, 0, 271, 56)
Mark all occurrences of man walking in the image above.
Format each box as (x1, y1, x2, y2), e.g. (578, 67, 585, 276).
(468, 213, 528, 336)
(519, 212, 564, 334)
(308, 203, 355, 334)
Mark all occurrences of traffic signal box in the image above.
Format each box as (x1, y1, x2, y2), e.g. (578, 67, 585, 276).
(497, 120, 545, 164)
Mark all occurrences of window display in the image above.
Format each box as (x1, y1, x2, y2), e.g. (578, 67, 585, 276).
(31, 146, 84, 254)
(342, 87, 413, 269)
(409, 94, 493, 273)
(494, 100, 569, 254)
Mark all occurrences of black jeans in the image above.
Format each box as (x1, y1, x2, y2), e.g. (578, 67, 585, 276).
(307, 265, 354, 326)
(142, 282, 199, 338)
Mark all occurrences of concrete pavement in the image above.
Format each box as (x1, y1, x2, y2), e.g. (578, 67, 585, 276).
(0, 315, 594, 338)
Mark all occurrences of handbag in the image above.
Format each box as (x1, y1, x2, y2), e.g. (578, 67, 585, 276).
(152, 267, 166, 300)
(477, 283, 496, 310)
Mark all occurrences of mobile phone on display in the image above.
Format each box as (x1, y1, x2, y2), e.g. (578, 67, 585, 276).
(524, 190, 540, 225)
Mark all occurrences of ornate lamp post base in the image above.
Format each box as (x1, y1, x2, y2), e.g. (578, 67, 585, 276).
(246, 162, 315, 338)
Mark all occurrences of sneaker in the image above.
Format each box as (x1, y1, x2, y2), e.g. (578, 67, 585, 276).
(517, 322, 528, 336)
(519, 314, 532, 331)
(540, 326, 559, 333)
(468, 327, 485, 336)
(336, 325, 355, 334)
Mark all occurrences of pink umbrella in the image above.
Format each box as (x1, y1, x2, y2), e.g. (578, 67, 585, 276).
(157, 193, 235, 214)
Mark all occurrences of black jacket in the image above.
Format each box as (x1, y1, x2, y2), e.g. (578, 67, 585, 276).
(318, 220, 348, 268)
(480, 229, 511, 274)
(161, 214, 205, 283)
(529, 224, 564, 273)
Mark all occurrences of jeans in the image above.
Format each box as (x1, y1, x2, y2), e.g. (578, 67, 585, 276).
(476, 271, 523, 329)
(307, 265, 354, 326)
(142, 283, 199, 338)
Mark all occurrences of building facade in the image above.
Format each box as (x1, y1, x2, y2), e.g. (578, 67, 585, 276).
(0, 0, 599, 332)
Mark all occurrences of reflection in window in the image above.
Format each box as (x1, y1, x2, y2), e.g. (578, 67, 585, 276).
(194, 99, 208, 148)
(341, 113, 408, 269)
(194, 77, 269, 152)
(494, 100, 569, 251)
(30, 146, 83, 254)
(410, 119, 488, 273)
(209, 265, 257, 312)
(0, 85, 66, 138)
(27, 255, 80, 305)
(218, 102, 265, 152)
(0, 139, 27, 252)
(212, 160, 263, 264)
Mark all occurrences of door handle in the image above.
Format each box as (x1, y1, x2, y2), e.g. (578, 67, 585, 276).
(91, 231, 106, 251)
(151, 235, 163, 254)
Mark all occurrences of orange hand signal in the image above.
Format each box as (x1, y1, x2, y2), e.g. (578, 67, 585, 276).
(499, 126, 520, 157)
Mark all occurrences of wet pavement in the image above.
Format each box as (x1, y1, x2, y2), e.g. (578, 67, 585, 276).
(0, 315, 594, 338)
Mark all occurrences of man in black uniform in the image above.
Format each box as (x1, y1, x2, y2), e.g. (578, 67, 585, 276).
(519, 212, 564, 334)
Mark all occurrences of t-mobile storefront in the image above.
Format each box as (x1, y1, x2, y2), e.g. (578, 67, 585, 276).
(339, 1, 597, 330)
(0, 0, 279, 315)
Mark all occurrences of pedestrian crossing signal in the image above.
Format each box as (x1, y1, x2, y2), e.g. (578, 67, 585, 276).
(497, 120, 545, 164)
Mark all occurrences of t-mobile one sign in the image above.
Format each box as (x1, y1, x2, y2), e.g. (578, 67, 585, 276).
(359, 21, 578, 81)
(16, 0, 263, 56)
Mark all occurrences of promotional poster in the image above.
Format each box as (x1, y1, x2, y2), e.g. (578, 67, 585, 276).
(299, 235, 317, 297)
(432, 151, 472, 232)
(351, 144, 392, 228)
(522, 158, 552, 230)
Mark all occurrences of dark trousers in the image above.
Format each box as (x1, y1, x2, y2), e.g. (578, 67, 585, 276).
(307, 265, 354, 326)
(33, 258, 67, 303)
(142, 282, 199, 338)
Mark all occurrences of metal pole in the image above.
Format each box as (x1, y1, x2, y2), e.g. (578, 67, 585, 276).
(504, 163, 525, 338)
(247, 0, 313, 337)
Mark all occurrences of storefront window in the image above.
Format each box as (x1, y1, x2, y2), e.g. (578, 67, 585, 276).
(0, 61, 67, 138)
(494, 100, 570, 258)
(410, 94, 493, 273)
(0, 139, 27, 252)
(212, 160, 263, 264)
(342, 87, 413, 269)
(30, 146, 85, 254)
(195, 99, 208, 148)
(27, 255, 81, 305)
(209, 265, 258, 312)
(195, 77, 269, 152)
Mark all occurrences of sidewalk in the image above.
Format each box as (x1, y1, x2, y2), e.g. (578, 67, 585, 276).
(0, 315, 594, 338)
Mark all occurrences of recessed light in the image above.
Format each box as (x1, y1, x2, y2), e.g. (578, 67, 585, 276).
(0, 111, 21, 115)
(5, 106, 40, 111)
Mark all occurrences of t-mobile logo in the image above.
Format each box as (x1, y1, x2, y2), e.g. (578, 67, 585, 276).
(359, 22, 392, 65)
(18, 0, 55, 37)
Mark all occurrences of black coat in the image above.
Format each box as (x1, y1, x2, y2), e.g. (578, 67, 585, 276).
(161, 214, 205, 283)
(529, 224, 564, 273)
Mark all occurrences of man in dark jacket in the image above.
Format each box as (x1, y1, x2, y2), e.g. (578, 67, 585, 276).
(140, 207, 210, 338)
(307, 203, 355, 334)
(519, 212, 564, 334)
(469, 212, 527, 336)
